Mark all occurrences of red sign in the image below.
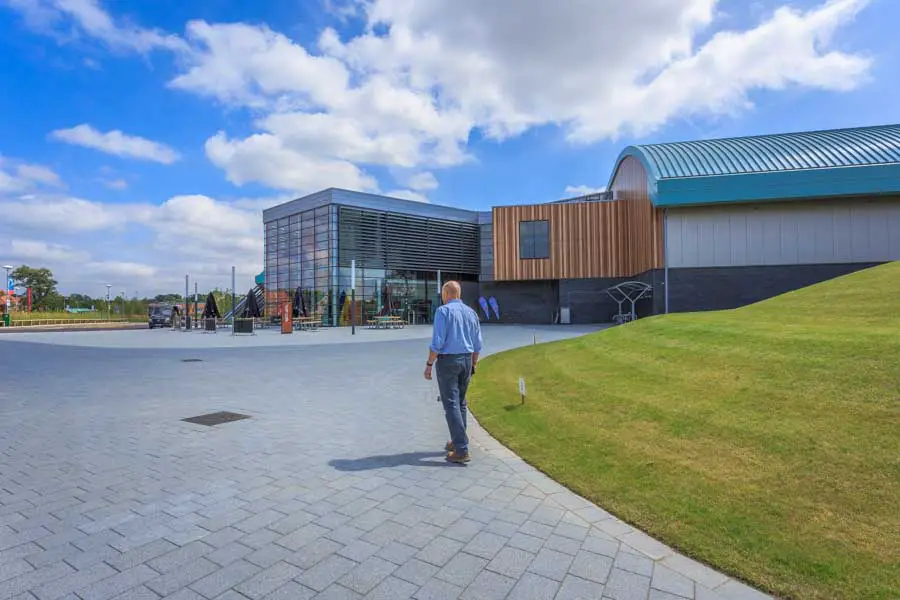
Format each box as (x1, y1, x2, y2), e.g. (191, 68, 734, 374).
(281, 303, 292, 334)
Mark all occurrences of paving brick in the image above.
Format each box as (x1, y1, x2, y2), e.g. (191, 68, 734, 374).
(506, 572, 559, 600)
(604, 568, 652, 600)
(315, 584, 363, 600)
(258, 580, 316, 600)
(106, 538, 179, 571)
(543, 534, 581, 556)
(397, 523, 444, 550)
(286, 537, 343, 570)
(31, 561, 117, 600)
(109, 584, 161, 599)
(245, 543, 292, 568)
(555, 574, 605, 600)
(147, 541, 213, 574)
(233, 560, 303, 599)
(72, 565, 157, 600)
(188, 559, 261, 598)
(526, 548, 573, 582)
(363, 575, 418, 600)
(650, 589, 692, 600)
(651, 564, 695, 598)
(415, 537, 465, 568)
(434, 552, 486, 588)
(144, 557, 219, 597)
(581, 535, 619, 558)
(295, 554, 357, 593)
(375, 541, 419, 566)
(338, 539, 381, 563)
(613, 550, 654, 578)
(459, 569, 516, 600)
(338, 556, 397, 595)
(394, 558, 440, 587)
(461, 533, 506, 561)
(568, 550, 613, 584)
(485, 547, 533, 579)
(412, 577, 462, 600)
(0, 559, 34, 584)
(275, 523, 329, 551)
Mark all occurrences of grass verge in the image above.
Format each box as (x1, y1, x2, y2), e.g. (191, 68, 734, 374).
(469, 262, 900, 599)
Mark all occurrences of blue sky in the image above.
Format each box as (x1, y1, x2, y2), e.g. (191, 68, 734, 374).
(0, 0, 897, 295)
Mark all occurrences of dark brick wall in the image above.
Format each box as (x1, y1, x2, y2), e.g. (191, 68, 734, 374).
(559, 277, 655, 323)
(477, 280, 559, 324)
(661, 263, 882, 313)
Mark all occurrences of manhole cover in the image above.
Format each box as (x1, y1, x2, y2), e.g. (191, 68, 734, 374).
(182, 411, 250, 426)
(181, 358, 203, 362)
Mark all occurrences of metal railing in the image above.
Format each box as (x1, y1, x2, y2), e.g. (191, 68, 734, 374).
(1, 318, 132, 328)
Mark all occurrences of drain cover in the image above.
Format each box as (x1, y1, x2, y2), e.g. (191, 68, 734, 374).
(182, 411, 250, 426)
(181, 358, 203, 362)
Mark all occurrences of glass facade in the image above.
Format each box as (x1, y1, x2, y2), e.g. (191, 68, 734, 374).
(264, 203, 480, 326)
(264, 205, 339, 325)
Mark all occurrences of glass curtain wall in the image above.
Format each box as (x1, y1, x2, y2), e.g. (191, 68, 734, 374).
(264, 205, 338, 324)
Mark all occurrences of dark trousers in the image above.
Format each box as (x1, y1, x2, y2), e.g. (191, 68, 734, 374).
(436, 353, 473, 454)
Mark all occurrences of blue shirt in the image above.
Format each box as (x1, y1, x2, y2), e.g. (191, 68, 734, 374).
(430, 299, 484, 355)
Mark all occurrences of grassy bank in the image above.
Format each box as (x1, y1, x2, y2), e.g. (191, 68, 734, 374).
(469, 262, 900, 599)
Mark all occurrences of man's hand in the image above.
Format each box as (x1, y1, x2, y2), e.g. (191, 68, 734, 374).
(424, 364, 433, 380)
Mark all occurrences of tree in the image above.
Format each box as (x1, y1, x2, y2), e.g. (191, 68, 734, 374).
(11, 266, 58, 310)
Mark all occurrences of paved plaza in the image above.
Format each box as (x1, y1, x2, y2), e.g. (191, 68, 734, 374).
(0, 326, 770, 600)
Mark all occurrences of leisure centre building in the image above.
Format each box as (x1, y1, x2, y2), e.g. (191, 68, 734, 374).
(261, 123, 900, 325)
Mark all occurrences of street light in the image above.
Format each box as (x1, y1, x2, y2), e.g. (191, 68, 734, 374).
(105, 284, 112, 320)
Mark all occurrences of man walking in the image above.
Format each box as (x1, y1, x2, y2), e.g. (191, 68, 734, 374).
(425, 281, 483, 464)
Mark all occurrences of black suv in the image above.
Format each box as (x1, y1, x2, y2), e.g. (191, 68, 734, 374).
(148, 304, 174, 329)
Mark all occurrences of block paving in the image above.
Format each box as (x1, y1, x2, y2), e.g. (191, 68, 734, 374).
(0, 327, 772, 599)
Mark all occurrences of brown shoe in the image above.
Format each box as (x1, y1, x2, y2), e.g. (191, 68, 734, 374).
(445, 450, 471, 464)
(445, 441, 455, 452)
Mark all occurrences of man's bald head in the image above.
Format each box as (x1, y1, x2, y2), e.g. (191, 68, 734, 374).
(441, 281, 461, 303)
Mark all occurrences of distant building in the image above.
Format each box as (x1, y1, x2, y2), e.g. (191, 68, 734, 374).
(262, 124, 900, 324)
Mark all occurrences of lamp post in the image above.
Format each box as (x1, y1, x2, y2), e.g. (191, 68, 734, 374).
(105, 284, 112, 320)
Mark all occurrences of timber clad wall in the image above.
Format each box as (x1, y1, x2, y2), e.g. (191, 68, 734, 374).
(492, 157, 664, 281)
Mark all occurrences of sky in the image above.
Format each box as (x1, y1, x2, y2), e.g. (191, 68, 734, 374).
(0, 0, 898, 296)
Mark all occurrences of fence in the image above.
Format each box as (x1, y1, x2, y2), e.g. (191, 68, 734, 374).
(1, 318, 131, 328)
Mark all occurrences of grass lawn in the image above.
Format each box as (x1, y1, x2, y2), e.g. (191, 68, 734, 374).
(469, 262, 900, 599)
(5, 312, 143, 323)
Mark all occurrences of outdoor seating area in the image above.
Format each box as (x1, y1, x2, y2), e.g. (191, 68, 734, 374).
(366, 315, 407, 329)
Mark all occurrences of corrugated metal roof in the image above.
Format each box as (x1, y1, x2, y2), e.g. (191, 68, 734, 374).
(633, 124, 900, 179)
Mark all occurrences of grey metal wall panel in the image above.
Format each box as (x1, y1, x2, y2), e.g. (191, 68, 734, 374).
(667, 199, 900, 267)
(338, 206, 480, 273)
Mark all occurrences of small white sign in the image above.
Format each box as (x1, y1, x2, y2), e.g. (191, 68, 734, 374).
(518, 377, 527, 396)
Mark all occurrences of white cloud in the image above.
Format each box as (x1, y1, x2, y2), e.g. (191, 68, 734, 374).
(1, 194, 127, 232)
(0, 159, 64, 192)
(10, 239, 88, 262)
(407, 172, 438, 191)
(385, 189, 429, 203)
(205, 131, 378, 193)
(51, 124, 180, 164)
(16, 163, 64, 187)
(3, 0, 187, 53)
(565, 185, 606, 196)
(83, 261, 158, 279)
(101, 178, 128, 190)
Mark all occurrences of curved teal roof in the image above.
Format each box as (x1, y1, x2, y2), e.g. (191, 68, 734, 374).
(609, 124, 900, 207)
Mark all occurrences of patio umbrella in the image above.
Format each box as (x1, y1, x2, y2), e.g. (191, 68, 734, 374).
(243, 289, 262, 318)
(203, 292, 221, 318)
(299, 287, 308, 316)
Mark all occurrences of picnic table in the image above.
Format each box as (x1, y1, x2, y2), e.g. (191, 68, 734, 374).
(294, 316, 321, 331)
(367, 315, 407, 329)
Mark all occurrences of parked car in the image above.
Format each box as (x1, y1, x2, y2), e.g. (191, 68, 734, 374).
(148, 304, 174, 329)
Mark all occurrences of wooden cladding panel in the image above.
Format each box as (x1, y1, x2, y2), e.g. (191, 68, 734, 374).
(493, 157, 663, 280)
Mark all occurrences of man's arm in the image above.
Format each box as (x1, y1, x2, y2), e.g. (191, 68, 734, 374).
(472, 313, 483, 368)
(427, 309, 446, 364)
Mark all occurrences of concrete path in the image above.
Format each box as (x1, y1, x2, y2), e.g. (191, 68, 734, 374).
(0, 326, 771, 600)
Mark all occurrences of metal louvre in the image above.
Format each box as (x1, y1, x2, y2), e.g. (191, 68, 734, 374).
(339, 206, 480, 272)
